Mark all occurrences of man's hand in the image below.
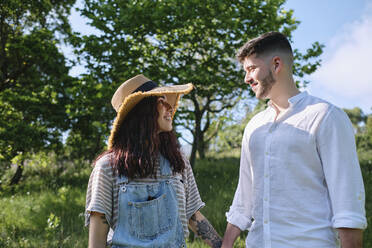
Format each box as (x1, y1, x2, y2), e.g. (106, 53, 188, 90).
(221, 223, 241, 248)
(337, 228, 363, 248)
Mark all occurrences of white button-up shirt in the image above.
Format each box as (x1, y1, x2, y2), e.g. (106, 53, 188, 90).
(226, 91, 367, 248)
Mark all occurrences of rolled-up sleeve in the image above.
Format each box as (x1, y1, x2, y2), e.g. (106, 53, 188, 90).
(226, 128, 253, 231)
(316, 107, 367, 229)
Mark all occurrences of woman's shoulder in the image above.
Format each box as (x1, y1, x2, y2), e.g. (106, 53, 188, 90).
(178, 152, 193, 178)
(92, 152, 115, 176)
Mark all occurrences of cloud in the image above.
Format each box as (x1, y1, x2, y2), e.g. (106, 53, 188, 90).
(309, 5, 372, 112)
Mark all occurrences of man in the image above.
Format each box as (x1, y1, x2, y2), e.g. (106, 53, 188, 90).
(222, 32, 367, 248)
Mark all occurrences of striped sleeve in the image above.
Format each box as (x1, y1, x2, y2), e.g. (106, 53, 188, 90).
(184, 158, 205, 219)
(85, 156, 114, 228)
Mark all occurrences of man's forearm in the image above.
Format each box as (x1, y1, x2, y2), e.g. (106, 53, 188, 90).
(337, 228, 363, 248)
(221, 223, 241, 248)
(188, 211, 222, 248)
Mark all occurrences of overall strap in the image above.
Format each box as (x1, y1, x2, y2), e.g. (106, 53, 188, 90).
(116, 154, 175, 184)
(116, 174, 128, 184)
(159, 154, 173, 176)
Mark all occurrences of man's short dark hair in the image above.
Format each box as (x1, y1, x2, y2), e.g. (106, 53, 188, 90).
(236, 32, 293, 63)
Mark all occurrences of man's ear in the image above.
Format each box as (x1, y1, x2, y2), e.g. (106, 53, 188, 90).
(272, 56, 281, 73)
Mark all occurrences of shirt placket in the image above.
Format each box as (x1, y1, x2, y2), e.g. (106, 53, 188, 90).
(263, 117, 277, 248)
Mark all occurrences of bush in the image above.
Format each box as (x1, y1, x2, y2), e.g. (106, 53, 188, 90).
(0, 153, 371, 247)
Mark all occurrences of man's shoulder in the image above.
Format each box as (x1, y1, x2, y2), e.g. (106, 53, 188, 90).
(242, 107, 271, 136)
(299, 93, 352, 127)
(301, 93, 339, 114)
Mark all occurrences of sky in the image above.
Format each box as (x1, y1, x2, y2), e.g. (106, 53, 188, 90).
(66, 0, 372, 114)
(284, 0, 372, 114)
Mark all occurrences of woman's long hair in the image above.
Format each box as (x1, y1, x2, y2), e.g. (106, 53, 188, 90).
(96, 96, 185, 178)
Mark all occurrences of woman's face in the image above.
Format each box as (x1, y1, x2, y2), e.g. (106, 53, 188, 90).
(157, 95, 173, 133)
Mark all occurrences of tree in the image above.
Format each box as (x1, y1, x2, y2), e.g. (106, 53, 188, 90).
(63, 75, 114, 161)
(343, 107, 372, 152)
(343, 107, 367, 133)
(74, 0, 323, 166)
(0, 0, 76, 184)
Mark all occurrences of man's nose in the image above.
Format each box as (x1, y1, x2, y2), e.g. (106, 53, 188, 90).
(244, 73, 251, 84)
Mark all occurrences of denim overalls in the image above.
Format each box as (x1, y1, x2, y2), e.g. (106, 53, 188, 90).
(111, 155, 186, 248)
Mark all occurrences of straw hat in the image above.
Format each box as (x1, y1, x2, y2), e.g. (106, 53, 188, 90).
(108, 74, 193, 149)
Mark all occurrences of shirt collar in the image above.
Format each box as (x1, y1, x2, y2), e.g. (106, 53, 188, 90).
(267, 91, 308, 110)
(288, 91, 308, 106)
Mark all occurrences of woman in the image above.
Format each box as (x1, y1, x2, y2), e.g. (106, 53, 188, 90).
(85, 74, 222, 248)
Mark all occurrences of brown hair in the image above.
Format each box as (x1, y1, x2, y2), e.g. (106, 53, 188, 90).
(96, 96, 185, 178)
(236, 31, 293, 63)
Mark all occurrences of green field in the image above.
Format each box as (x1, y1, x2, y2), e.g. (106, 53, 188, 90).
(0, 154, 370, 247)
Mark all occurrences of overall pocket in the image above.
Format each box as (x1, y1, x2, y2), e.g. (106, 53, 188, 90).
(128, 192, 172, 239)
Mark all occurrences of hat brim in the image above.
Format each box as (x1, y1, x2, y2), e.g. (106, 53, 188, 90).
(108, 83, 193, 149)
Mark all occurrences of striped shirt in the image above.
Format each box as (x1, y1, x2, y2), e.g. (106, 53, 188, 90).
(85, 153, 205, 241)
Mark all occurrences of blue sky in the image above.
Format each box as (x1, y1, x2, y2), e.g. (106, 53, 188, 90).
(284, 0, 372, 114)
(66, 0, 372, 114)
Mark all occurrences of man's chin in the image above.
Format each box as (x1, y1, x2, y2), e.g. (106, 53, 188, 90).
(255, 91, 267, 99)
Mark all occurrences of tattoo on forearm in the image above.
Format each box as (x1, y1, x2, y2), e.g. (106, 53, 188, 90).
(192, 216, 222, 248)
(100, 215, 108, 225)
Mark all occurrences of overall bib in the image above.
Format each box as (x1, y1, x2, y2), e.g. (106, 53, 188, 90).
(112, 155, 186, 248)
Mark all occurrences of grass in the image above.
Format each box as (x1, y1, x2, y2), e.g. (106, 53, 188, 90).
(0, 153, 371, 247)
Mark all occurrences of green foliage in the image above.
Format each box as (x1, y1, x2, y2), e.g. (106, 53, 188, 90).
(0, 0, 77, 165)
(343, 107, 372, 155)
(1, 154, 372, 247)
(211, 99, 267, 152)
(71, 0, 323, 165)
(344, 107, 367, 133)
(64, 76, 113, 161)
(0, 152, 90, 247)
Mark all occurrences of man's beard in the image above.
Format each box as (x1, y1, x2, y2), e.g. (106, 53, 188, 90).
(256, 70, 275, 99)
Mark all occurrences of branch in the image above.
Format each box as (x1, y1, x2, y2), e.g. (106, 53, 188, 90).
(190, 91, 201, 114)
(206, 97, 240, 113)
(177, 109, 194, 115)
(206, 104, 233, 113)
(209, 96, 224, 103)
(0, 14, 9, 84)
(205, 120, 222, 142)
(179, 136, 192, 145)
(0, 64, 32, 92)
(202, 111, 211, 133)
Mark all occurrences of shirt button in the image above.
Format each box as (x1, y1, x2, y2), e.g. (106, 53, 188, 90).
(265, 174, 268, 178)
(264, 197, 268, 201)
(264, 220, 268, 224)
(265, 152, 269, 155)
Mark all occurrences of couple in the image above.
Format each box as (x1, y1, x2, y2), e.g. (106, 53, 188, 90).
(85, 32, 367, 248)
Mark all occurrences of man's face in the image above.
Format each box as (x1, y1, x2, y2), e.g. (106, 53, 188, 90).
(242, 55, 276, 99)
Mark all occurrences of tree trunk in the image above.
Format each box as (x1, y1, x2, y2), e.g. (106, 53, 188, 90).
(197, 135, 206, 159)
(190, 139, 197, 169)
(190, 109, 202, 168)
(9, 160, 24, 185)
